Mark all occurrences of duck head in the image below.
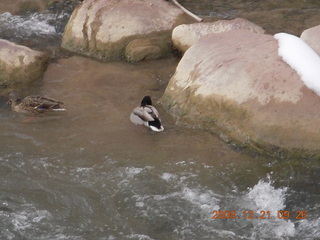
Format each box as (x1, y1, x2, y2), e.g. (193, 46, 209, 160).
(7, 92, 22, 107)
(141, 96, 152, 107)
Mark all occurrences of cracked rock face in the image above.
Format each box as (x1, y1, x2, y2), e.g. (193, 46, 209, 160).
(61, 0, 193, 61)
(161, 29, 320, 157)
(0, 39, 48, 89)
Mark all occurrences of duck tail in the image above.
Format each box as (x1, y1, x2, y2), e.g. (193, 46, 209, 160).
(149, 118, 164, 132)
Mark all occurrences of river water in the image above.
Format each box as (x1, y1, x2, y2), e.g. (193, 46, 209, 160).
(0, 1, 319, 240)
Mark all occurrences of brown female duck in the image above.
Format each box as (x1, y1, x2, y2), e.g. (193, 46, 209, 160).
(8, 92, 66, 115)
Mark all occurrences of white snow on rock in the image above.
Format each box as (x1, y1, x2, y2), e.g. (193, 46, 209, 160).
(274, 32, 320, 96)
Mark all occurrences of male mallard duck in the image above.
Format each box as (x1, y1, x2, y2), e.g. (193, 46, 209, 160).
(7, 92, 66, 115)
(130, 96, 164, 132)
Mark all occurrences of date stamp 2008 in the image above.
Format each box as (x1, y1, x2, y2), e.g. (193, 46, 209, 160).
(211, 210, 308, 220)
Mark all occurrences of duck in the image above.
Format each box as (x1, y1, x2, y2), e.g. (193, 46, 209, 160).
(130, 96, 164, 132)
(7, 92, 66, 115)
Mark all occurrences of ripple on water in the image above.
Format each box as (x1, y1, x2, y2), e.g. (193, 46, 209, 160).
(1, 152, 319, 239)
(0, 200, 53, 239)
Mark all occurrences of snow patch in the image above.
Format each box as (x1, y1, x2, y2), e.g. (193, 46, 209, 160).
(274, 32, 320, 96)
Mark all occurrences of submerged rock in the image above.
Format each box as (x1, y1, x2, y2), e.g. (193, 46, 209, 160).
(301, 24, 320, 55)
(160, 29, 320, 158)
(172, 18, 265, 52)
(0, 39, 48, 89)
(61, 0, 194, 61)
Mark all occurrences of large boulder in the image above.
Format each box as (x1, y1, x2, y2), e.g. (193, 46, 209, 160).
(301, 25, 320, 55)
(160, 29, 320, 158)
(61, 0, 194, 61)
(0, 39, 48, 89)
(172, 18, 265, 52)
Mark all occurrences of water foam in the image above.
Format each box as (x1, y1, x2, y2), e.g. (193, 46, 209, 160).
(247, 179, 287, 216)
(181, 187, 219, 212)
(246, 179, 295, 239)
(9, 205, 52, 233)
(0, 12, 57, 36)
(161, 172, 175, 181)
(125, 234, 155, 240)
(296, 219, 320, 239)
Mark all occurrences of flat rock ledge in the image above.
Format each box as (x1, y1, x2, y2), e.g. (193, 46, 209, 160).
(160, 30, 320, 159)
(0, 39, 48, 89)
(61, 0, 194, 61)
(172, 18, 265, 52)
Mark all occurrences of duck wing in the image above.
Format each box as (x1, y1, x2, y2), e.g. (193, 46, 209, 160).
(23, 95, 64, 110)
(145, 105, 160, 118)
(133, 106, 155, 121)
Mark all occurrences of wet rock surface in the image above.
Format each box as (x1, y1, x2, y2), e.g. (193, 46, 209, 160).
(0, 39, 48, 90)
(172, 18, 265, 52)
(161, 29, 320, 157)
(61, 0, 194, 61)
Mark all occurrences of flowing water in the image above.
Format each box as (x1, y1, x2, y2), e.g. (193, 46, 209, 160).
(0, 1, 320, 240)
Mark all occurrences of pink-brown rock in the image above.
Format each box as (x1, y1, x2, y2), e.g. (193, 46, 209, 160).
(172, 18, 265, 52)
(62, 0, 193, 61)
(161, 29, 320, 157)
(301, 24, 320, 55)
(0, 39, 48, 88)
